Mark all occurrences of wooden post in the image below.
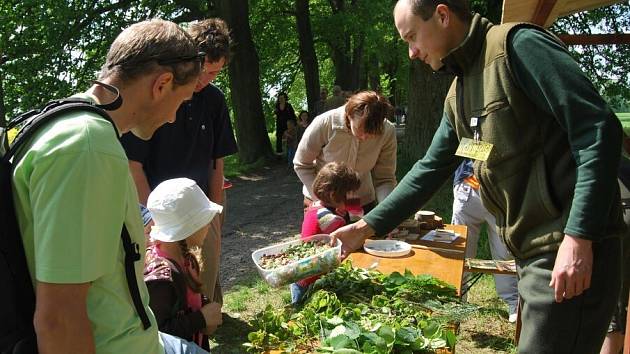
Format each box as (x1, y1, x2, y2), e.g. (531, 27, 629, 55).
(557, 33, 630, 45)
(624, 289, 630, 354)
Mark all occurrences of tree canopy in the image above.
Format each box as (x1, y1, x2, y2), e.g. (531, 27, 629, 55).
(0, 0, 628, 163)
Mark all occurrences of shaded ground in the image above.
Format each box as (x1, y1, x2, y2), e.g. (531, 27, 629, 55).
(220, 161, 303, 289)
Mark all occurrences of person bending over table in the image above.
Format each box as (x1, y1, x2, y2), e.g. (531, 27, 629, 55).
(294, 90, 397, 215)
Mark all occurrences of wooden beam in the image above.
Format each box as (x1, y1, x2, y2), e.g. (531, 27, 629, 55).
(502, 0, 623, 27)
(532, 0, 558, 26)
(558, 33, 630, 45)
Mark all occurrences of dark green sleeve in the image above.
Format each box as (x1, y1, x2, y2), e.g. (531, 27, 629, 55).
(363, 116, 461, 236)
(508, 28, 622, 240)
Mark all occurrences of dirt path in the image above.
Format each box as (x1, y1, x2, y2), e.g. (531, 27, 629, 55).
(220, 161, 304, 289)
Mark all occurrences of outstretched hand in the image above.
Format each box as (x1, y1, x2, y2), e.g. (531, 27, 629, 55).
(330, 219, 375, 259)
(549, 234, 593, 303)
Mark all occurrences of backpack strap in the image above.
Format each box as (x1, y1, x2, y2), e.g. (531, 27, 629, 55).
(6, 99, 152, 330)
(121, 225, 152, 329)
(5, 100, 114, 162)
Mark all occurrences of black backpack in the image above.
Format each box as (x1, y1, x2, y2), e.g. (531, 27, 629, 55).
(0, 97, 151, 354)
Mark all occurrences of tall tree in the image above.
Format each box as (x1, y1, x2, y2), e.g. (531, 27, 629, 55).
(295, 0, 320, 115)
(217, 0, 273, 163)
(0, 55, 6, 126)
(325, 0, 364, 90)
(402, 63, 453, 163)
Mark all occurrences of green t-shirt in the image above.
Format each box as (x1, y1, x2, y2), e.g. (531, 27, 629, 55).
(11, 96, 163, 354)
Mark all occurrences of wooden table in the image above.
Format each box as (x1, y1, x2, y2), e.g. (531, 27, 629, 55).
(346, 224, 468, 294)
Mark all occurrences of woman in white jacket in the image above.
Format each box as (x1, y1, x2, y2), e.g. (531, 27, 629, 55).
(294, 90, 397, 214)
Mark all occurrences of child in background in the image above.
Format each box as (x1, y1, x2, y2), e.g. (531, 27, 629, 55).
(291, 162, 361, 303)
(297, 110, 310, 145)
(143, 178, 224, 350)
(298, 110, 310, 127)
(283, 118, 299, 166)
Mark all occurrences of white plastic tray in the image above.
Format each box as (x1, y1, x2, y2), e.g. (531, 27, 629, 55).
(363, 239, 411, 258)
(251, 234, 342, 287)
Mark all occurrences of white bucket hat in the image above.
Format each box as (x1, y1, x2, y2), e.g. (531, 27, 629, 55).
(147, 178, 223, 242)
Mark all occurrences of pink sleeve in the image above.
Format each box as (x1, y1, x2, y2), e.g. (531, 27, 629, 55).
(301, 208, 320, 239)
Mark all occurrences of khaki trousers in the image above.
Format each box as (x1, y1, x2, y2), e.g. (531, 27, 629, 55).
(200, 194, 225, 304)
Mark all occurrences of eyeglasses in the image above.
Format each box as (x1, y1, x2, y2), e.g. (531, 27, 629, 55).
(157, 51, 206, 66)
(110, 51, 206, 69)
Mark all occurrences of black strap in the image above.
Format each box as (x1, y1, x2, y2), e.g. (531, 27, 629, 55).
(121, 225, 152, 330)
(6, 101, 115, 163)
(5, 97, 152, 330)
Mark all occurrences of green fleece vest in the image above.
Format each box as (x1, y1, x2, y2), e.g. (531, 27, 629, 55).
(443, 15, 625, 259)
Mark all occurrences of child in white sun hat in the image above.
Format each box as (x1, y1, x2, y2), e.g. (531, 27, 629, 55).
(143, 178, 224, 350)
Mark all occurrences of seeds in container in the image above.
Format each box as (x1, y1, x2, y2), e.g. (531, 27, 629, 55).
(259, 240, 332, 270)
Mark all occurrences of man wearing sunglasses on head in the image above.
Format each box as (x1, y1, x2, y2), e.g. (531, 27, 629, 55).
(12, 19, 212, 353)
(121, 18, 238, 333)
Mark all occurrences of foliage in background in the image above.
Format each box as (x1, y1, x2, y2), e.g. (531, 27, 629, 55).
(0, 0, 628, 153)
(0, 1, 206, 120)
(552, 1, 630, 112)
(249, 0, 408, 132)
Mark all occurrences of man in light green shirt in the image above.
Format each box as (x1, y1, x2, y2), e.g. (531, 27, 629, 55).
(12, 19, 206, 354)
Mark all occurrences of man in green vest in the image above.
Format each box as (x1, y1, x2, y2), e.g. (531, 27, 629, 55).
(331, 1, 625, 352)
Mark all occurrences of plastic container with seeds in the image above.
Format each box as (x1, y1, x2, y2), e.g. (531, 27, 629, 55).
(251, 234, 342, 287)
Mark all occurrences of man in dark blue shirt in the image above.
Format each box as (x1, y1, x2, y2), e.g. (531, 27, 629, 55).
(121, 19, 238, 329)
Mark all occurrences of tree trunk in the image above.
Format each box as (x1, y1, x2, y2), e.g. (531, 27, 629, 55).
(216, 0, 272, 164)
(331, 44, 351, 90)
(401, 61, 454, 217)
(329, 34, 365, 91)
(327, 0, 364, 91)
(367, 55, 380, 92)
(295, 0, 320, 115)
(402, 61, 453, 162)
(0, 75, 5, 127)
(350, 36, 364, 90)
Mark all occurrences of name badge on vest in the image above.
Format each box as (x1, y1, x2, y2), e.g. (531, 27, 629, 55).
(455, 137, 493, 161)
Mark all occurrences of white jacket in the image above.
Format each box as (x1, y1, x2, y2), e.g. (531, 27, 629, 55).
(293, 105, 397, 206)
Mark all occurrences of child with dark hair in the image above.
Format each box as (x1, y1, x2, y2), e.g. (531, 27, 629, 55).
(283, 118, 299, 166)
(143, 178, 224, 349)
(290, 162, 361, 303)
(298, 110, 310, 127)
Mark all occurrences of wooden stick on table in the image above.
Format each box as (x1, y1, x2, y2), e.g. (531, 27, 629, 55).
(410, 243, 466, 254)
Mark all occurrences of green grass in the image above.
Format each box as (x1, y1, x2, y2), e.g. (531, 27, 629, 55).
(617, 113, 630, 135)
(224, 132, 282, 178)
(209, 275, 291, 353)
(223, 154, 268, 178)
(458, 275, 517, 354)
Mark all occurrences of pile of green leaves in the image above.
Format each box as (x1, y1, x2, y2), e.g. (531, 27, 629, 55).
(244, 262, 476, 353)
